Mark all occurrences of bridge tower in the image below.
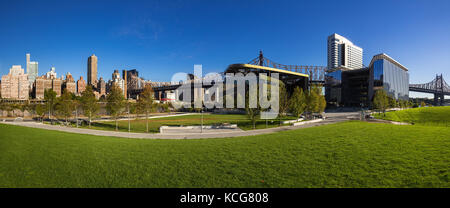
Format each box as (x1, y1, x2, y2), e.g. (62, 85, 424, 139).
(434, 74, 445, 106)
(409, 73, 449, 106)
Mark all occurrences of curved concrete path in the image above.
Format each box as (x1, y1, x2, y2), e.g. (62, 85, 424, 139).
(1, 112, 358, 139)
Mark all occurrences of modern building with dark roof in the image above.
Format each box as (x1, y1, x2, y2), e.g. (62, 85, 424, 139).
(325, 53, 409, 107)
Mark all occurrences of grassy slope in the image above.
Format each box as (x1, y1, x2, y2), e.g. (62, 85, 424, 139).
(0, 121, 449, 188)
(374, 106, 450, 126)
(90, 114, 296, 133)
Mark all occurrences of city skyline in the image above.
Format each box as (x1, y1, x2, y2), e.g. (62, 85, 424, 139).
(0, 0, 449, 98)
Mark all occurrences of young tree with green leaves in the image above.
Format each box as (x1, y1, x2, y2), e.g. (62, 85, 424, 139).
(310, 84, 326, 115)
(2, 102, 13, 117)
(317, 91, 327, 115)
(245, 89, 260, 129)
(161, 103, 171, 113)
(72, 97, 81, 128)
(373, 90, 389, 116)
(388, 96, 397, 108)
(137, 85, 155, 133)
(106, 83, 126, 131)
(305, 87, 318, 119)
(55, 89, 75, 125)
(44, 88, 57, 122)
(35, 104, 46, 123)
(21, 101, 32, 118)
(278, 81, 289, 125)
(289, 86, 307, 118)
(420, 101, 426, 107)
(80, 85, 99, 128)
(0, 102, 5, 116)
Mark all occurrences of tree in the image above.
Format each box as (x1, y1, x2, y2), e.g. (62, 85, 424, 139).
(80, 85, 99, 128)
(420, 101, 426, 107)
(317, 92, 327, 115)
(19, 101, 31, 118)
(289, 87, 307, 118)
(125, 101, 134, 132)
(2, 102, 13, 117)
(0, 102, 5, 117)
(310, 85, 326, 115)
(35, 104, 45, 123)
(72, 97, 81, 128)
(408, 100, 413, 108)
(388, 96, 397, 108)
(106, 83, 126, 131)
(305, 86, 320, 119)
(55, 89, 75, 125)
(245, 89, 260, 129)
(137, 85, 155, 133)
(278, 81, 289, 125)
(373, 90, 389, 116)
(24, 101, 35, 119)
(44, 89, 57, 123)
(161, 103, 171, 113)
(15, 103, 27, 117)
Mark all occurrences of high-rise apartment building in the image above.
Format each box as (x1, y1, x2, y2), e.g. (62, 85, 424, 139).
(87, 54, 98, 86)
(122, 70, 127, 99)
(46, 67, 57, 79)
(327, 33, 363, 70)
(26, 53, 39, 87)
(77, 76, 86, 95)
(34, 67, 62, 99)
(97, 77, 106, 98)
(63, 72, 77, 94)
(1, 65, 29, 100)
(126, 69, 143, 92)
(107, 70, 126, 97)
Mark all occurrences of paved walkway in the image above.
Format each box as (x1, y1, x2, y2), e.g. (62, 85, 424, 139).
(1, 112, 358, 139)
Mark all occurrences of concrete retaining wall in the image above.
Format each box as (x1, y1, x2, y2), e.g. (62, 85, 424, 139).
(292, 119, 324, 126)
(160, 124, 238, 133)
(282, 118, 304, 124)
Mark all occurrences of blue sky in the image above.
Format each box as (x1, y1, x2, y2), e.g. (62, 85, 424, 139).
(0, 0, 449, 97)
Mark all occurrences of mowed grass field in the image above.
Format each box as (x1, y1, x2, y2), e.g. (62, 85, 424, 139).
(1, 121, 449, 188)
(374, 106, 450, 126)
(90, 114, 296, 133)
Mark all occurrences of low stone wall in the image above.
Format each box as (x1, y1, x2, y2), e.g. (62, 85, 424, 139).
(160, 124, 238, 133)
(292, 118, 324, 126)
(282, 118, 304, 124)
(390, 121, 411, 125)
(0, 110, 32, 118)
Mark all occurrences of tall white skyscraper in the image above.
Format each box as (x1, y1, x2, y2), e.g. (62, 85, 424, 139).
(26, 53, 38, 86)
(327, 33, 363, 70)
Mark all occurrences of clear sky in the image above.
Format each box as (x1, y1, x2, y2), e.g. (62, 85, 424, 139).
(0, 0, 449, 97)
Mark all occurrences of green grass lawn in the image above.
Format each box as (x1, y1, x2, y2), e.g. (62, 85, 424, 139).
(88, 114, 297, 133)
(374, 106, 450, 126)
(1, 121, 449, 188)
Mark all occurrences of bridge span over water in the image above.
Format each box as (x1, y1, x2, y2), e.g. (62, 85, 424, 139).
(130, 52, 448, 106)
(409, 74, 450, 105)
(129, 51, 326, 100)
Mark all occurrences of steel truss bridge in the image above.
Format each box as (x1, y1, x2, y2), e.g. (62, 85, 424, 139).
(409, 74, 450, 105)
(248, 51, 326, 84)
(129, 51, 327, 99)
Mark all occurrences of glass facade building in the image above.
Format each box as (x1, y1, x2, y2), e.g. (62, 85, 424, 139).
(28, 62, 38, 87)
(324, 69, 342, 104)
(372, 58, 409, 100)
(325, 53, 409, 107)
